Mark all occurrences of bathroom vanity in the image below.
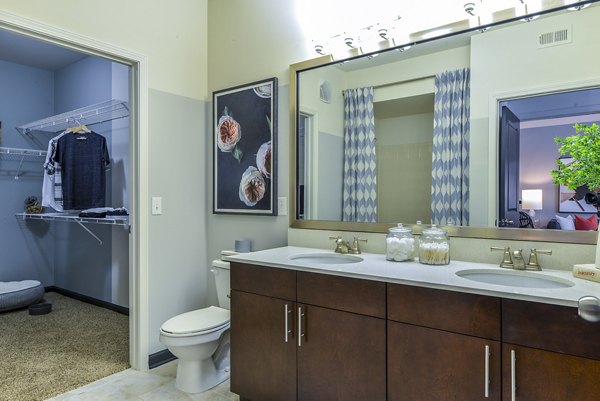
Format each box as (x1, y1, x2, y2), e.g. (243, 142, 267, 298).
(226, 247, 600, 401)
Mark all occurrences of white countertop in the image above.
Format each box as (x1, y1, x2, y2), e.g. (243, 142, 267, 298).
(224, 246, 600, 308)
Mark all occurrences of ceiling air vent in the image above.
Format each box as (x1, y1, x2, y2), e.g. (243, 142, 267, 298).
(538, 26, 572, 48)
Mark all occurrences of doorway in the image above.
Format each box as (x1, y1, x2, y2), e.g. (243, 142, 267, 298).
(498, 87, 600, 229)
(0, 9, 147, 373)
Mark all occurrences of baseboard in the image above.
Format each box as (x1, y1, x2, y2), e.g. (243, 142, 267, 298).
(45, 286, 129, 315)
(148, 349, 176, 369)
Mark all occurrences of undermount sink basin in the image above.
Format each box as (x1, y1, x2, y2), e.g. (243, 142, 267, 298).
(290, 253, 363, 264)
(456, 269, 575, 289)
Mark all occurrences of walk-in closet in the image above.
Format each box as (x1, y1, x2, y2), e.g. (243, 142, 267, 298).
(0, 28, 131, 401)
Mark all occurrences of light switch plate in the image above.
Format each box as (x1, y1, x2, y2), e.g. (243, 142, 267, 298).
(278, 196, 287, 216)
(151, 197, 162, 215)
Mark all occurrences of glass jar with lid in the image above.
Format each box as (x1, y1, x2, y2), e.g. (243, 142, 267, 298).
(386, 224, 417, 262)
(418, 225, 450, 265)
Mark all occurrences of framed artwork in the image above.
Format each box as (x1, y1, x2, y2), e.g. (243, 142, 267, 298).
(213, 78, 278, 215)
(557, 157, 597, 214)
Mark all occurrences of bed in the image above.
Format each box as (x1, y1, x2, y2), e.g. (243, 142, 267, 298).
(0, 280, 44, 312)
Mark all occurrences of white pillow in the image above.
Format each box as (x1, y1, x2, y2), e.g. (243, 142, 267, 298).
(555, 215, 575, 230)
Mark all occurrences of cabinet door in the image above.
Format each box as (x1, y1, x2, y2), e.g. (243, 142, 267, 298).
(297, 304, 386, 401)
(502, 344, 600, 401)
(230, 290, 297, 401)
(388, 321, 501, 401)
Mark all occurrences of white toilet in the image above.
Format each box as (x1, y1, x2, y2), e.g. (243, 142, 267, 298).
(159, 255, 231, 393)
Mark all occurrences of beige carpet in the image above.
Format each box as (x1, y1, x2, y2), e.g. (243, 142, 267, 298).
(0, 292, 129, 401)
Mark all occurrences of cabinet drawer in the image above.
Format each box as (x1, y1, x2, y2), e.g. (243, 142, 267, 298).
(503, 299, 600, 360)
(387, 283, 501, 340)
(297, 271, 386, 318)
(231, 262, 296, 300)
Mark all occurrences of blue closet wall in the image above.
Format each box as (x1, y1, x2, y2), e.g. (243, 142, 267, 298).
(53, 56, 130, 307)
(0, 59, 55, 285)
(0, 55, 129, 308)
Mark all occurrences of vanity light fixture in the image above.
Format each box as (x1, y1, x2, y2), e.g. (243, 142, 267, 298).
(464, 2, 477, 16)
(344, 36, 355, 48)
(314, 44, 325, 55)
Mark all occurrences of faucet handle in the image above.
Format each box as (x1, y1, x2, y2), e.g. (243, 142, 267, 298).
(350, 237, 368, 254)
(491, 246, 513, 268)
(526, 248, 552, 271)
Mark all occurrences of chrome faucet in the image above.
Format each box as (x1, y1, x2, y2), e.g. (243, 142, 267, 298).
(329, 236, 350, 254)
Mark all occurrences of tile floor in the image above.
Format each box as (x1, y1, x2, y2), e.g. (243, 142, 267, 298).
(45, 361, 240, 401)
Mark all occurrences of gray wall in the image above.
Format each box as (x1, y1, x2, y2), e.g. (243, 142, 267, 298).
(147, 88, 209, 353)
(0, 59, 55, 285)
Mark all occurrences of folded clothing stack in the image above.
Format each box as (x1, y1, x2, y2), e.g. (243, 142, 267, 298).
(78, 207, 129, 218)
(573, 264, 600, 283)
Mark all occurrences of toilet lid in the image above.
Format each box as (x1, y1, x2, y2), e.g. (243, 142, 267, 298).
(161, 306, 230, 335)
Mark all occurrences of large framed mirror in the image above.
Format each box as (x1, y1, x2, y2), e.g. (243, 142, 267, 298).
(290, 0, 599, 244)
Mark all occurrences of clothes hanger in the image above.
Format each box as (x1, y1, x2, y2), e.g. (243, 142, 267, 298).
(66, 120, 91, 134)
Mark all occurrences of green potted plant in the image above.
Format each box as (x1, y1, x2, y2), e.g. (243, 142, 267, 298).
(551, 123, 600, 191)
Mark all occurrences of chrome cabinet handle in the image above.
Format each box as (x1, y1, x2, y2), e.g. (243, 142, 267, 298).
(284, 304, 292, 342)
(511, 350, 516, 401)
(297, 306, 305, 347)
(578, 296, 600, 322)
(484, 345, 490, 398)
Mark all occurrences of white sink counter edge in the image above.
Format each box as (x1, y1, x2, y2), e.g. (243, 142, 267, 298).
(224, 246, 600, 308)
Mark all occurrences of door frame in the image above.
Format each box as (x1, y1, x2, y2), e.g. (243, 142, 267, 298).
(0, 11, 150, 370)
(487, 78, 600, 227)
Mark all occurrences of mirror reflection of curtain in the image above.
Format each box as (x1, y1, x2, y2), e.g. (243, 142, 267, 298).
(431, 68, 470, 225)
(342, 87, 377, 223)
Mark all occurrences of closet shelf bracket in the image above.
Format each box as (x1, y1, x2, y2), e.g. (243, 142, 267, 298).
(75, 220, 103, 245)
(0, 147, 47, 180)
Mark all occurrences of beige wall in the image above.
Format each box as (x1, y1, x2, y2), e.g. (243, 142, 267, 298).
(205, 0, 312, 284)
(0, 0, 208, 99)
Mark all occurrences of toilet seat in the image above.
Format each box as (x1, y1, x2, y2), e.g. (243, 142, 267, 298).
(160, 306, 230, 337)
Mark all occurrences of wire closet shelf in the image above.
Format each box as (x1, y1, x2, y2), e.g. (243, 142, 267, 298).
(16, 213, 129, 245)
(0, 147, 47, 159)
(16, 99, 129, 135)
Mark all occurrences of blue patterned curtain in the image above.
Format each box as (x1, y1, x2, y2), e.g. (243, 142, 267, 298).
(431, 69, 470, 226)
(342, 87, 377, 223)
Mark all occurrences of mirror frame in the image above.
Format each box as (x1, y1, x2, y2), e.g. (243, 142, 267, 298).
(289, 3, 598, 245)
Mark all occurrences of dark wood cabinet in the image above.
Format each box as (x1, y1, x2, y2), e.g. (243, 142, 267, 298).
(230, 290, 296, 401)
(231, 264, 386, 401)
(297, 304, 386, 401)
(231, 261, 600, 401)
(502, 299, 600, 400)
(502, 344, 600, 401)
(388, 322, 501, 401)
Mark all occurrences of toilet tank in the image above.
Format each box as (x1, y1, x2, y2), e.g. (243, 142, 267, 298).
(212, 260, 230, 309)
